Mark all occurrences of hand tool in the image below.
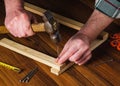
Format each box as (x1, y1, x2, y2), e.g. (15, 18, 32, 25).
(20, 67, 38, 83)
(42, 10, 61, 44)
(0, 61, 22, 73)
(0, 11, 61, 44)
(42, 11, 61, 55)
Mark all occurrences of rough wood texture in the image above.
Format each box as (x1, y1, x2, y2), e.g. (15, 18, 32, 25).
(0, 0, 120, 86)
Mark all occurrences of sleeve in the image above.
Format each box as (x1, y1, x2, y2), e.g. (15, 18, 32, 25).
(95, 0, 120, 18)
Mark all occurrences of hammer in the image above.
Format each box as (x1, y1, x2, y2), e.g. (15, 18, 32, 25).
(0, 11, 61, 44)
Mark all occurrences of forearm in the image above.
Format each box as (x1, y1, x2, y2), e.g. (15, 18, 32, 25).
(4, 0, 24, 13)
(79, 9, 114, 42)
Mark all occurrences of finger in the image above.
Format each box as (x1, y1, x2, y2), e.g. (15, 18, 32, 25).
(78, 54, 91, 65)
(75, 49, 91, 63)
(69, 46, 89, 62)
(32, 15, 38, 24)
(56, 44, 69, 62)
(25, 27, 35, 37)
(56, 46, 78, 64)
(5, 19, 18, 37)
(9, 30, 18, 37)
(27, 11, 38, 24)
(8, 26, 20, 37)
(55, 46, 70, 63)
(75, 51, 92, 65)
(16, 25, 27, 38)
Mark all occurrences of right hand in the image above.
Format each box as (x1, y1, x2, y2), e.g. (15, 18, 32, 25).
(5, 9, 36, 38)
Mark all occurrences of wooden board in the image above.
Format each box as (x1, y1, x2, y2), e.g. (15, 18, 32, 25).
(0, 2, 109, 75)
(0, 32, 108, 75)
(24, 2, 84, 30)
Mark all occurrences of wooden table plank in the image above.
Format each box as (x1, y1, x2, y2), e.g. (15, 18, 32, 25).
(0, 0, 120, 85)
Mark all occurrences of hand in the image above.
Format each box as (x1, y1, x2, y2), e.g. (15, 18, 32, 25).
(5, 9, 36, 37)
(56, 32, 92, 65)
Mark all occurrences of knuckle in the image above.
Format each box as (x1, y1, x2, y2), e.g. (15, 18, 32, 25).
(21, 13, 29, 19)
(69, 57, 74, 62)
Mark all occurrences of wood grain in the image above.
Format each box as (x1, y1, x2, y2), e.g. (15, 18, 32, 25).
(0, 2, 108, 75)
(0, 23, 45, 34)
(0, 0, 120, 86)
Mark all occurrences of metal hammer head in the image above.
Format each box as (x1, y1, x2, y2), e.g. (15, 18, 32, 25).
(42, 11, 61, 44)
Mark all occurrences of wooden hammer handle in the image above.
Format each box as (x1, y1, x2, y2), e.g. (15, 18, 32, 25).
(0, 23, 45, 34)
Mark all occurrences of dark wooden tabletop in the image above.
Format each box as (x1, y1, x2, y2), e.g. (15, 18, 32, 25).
(0, 0, 120, 86)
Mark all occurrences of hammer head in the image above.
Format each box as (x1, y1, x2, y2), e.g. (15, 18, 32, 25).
(42, 11, 61, 44)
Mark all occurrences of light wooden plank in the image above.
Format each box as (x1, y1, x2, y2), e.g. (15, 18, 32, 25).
(24, 2, 84, 30)
(0, 38, 63, 70)
(0, 31, 108, 75)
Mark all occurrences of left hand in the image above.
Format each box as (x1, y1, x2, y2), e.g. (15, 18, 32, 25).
(56, 31, 92, 65)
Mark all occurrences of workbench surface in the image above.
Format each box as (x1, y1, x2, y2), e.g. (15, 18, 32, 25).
(0, 0, 120, 86)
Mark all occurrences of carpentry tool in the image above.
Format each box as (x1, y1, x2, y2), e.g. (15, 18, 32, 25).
(0, 61, 22, 73)
(42, 11, 61, 55)
(20, 67, 38, 83)
(0, 11, 61, 44)
(42, 11, 61, 44)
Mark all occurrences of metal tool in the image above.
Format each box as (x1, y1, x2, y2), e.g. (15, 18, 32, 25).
(0, 11, 61, 44)
(42, 11, 61, 55)
(0, 11, 61, 55)
(42, 10, 61, 44)
(0, 62, 22, 73)
(20, 67, 38, 83)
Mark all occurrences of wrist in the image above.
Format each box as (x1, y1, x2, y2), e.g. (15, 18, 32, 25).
(78, 26, 97, 43)
(4, 0, 24, 14)
(77, 30, 93, 44)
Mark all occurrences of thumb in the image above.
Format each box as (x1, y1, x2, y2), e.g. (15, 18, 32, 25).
(31, 15, 38, 24)
(27, 11, 38, 24)
(26, 26, 35, 37)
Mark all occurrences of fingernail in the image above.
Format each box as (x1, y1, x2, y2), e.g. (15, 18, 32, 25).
(78, 63, 83, 66)
(69, 58, 74, 62)
(57, 59, 62, 65)
(75, 61, 78, 64)
(78, 64, 81, 66)
(55, 58, 59, 62)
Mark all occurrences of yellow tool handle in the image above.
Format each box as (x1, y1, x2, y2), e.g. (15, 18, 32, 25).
(0, 62, 21, 73)
(0, 23, 45, 34)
